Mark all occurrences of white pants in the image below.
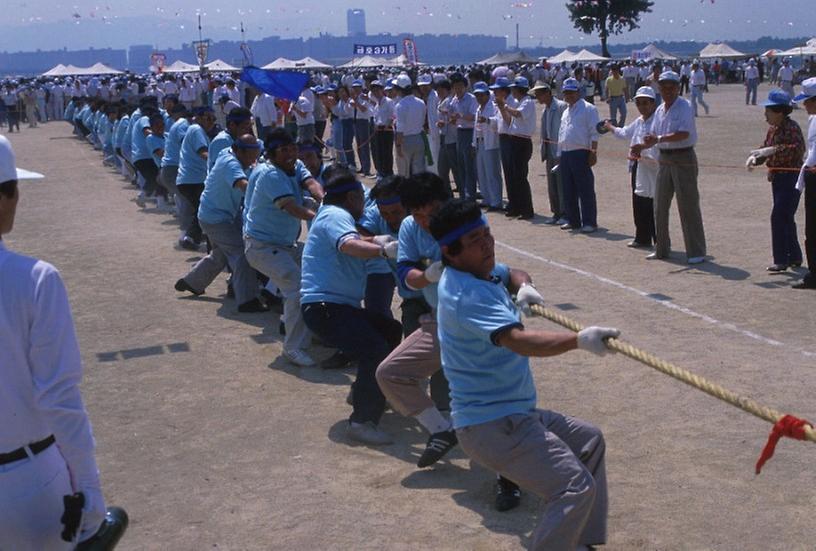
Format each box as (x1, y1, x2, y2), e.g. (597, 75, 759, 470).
(427, 132, 440, 176)
(0, 444, 74, 551)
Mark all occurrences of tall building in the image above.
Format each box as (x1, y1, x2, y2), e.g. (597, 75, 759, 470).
(347, 9, 366, 37)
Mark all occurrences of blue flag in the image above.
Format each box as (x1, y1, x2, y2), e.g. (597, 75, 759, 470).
(240, 66, 309, 101)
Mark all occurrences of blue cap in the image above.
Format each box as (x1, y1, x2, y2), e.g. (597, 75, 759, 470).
(510, 76, 529, 89)
(472, 81, 489, 94)
(562, 78, 579, 92)
(489, 76, 511, 90)
(351, 79, 364, 87)
(762, 89, 792, 107)
(794, 77, 816, 102)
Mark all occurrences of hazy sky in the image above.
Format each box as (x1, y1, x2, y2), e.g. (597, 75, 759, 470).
(3, 0, 815, 51)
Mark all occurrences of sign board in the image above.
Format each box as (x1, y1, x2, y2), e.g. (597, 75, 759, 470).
(353, 43, 397, 56)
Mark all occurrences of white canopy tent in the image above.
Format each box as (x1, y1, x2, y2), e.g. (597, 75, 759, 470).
(477, 50, 538, 66)
(699, 42, 746, 59)
(42, 64, 67, 77)
(294, 56, 333, 70)
(338, 55, 390, 69)
(163, 60, 200, 73)
(639, 44, 678, 61)
(80, 62, 123, 75)
(778, 39, 816, 58)
(262, 57, 298, 70)
(568, 49, 610, 63)
(545, 50, 576, 64)
(205, 59, 239, 72)
(41, 63, 123, 77)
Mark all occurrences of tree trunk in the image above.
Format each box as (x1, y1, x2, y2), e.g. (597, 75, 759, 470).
(600, 34, 610, 59)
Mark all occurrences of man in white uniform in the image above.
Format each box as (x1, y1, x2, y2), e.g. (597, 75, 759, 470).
(0, 135, 108, 548)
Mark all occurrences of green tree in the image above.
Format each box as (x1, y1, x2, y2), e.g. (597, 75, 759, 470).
(566, 0, 654, 58)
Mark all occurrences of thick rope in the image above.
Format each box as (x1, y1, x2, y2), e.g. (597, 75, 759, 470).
(529, 304, 816, 447)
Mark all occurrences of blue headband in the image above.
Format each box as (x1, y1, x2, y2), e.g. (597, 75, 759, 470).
(436, 217, 486, 247)
(235, 141, 261, 150)
(265, 138, 294, 151)
(325, 181, 363, 196)
(376, 196, 401, 206)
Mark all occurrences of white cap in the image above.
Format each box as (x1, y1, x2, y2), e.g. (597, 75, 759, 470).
(0, 135, 42, 182)
(417, 74, 432, 86)
(634, 86, 656, 100)
(658, 70, 680, 83)
(395, 74, 412, 89)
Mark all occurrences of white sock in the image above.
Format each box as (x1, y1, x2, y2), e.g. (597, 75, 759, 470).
(415, 407, 452, 435)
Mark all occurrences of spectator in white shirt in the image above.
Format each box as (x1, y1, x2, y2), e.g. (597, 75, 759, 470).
(689, 62, 710, 117)
(471, 81, 503, 211)
(533, 81, 568, 225)
(250, 92, 279, 141)
(291, 85, 316, 145)
(557, 77, 600, 232)
(745, 59, 760, 106)
(394, 74, 427, 176)
(496, 76, 536, 219)
(369, 80, 395, 177)
(605, 86, 659, 248)
(642, 71, 707, 264)
(777, 58, 795, 97)
(0, 135, 114, 549)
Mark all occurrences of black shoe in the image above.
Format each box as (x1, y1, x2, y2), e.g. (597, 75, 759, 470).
(792, 279, 816, 289)
(75, 506, 129, 551)
(417, 429, 458, 468)
(260, 289, 283, 311)
(504, 210, 520, 218)
(321, 350, 355, 370)
(495, 476, 521, 512)
(178, 236, 200, 251)
(237, 298, 270, 313)
(766, 264, 789, 272)
(174, 278, 203, 296)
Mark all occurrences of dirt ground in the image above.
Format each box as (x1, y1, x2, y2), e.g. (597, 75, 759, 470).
(4, 83, 815, 551)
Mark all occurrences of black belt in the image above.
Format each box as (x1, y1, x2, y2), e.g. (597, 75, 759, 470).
(660, 147, 694, 155)
(0, 435, 55, 466)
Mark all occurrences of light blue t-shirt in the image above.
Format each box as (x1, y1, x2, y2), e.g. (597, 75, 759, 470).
(161, 118, 189, 168)
(244, 160, 311, 245)
(198, 148, 248, 225)
(114, 115, 129, 150)
(208, 130, 233, 172)
(176, 124, 210, 185)
(131, 115, 152, 162)
(397, 215, 442, 308)
(121, 109, 137, 157)
(301, 204, 367, 307)
(145, 133, 165, 168)
(358, 205, 421, 299)
(436, 263, 535, 429)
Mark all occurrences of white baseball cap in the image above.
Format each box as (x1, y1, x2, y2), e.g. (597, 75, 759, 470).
(0, 135, 43, 182)
(395, 74, 412, 89)
(794, 77, 816, 102)
(634, 86, 656, 100)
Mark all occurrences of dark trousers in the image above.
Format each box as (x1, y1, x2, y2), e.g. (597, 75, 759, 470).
(507, 135, 534, 217)
(373, 129, 394, 177)
(301, 302, 402, 424)
(499, 134, 514, 211)
(364, 273, 396, 320)
(770, 172, 803, 266)
(803, 172, 816, 284)
(354, 118, 372, 174)
(133, 159, 166, 198)
(315, 119, 327, 143)
(437, 136, 460, 195)
(341, 119, 356, 168)
(456, 128, 477, 199)
(631, 162, 655, 245)
(176, 183, 205, 243)
(5, 107, 19, 132)
(560, 150, 597, 228)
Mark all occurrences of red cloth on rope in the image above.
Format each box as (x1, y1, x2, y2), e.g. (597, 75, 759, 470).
(755, 415, 811, 474)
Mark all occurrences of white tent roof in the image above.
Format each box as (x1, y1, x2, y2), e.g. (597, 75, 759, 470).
(294, 56, 333, 69)
(338, 55, 390, 69)
(81, 62, 123, 75)
(40, 63, 122, 77)
(42, 64, 67, 77)
(546, 50, 576, 64)
(163, 60, 200, 73)
(262, 57, 298, 70)
(477, 50, 538, 65)
(699, 42, 746, 59)
(569, 49, 610, 63)
(778, 39, 816, 57)
(640, 44, 678, 61)
(205, 59, 239, 72)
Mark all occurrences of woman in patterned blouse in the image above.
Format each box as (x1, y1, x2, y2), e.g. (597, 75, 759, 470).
(747, 89, 806, 272)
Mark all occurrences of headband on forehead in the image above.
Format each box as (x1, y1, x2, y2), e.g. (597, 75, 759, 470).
(324, 181, 363, 196)
(235, 140, 261, 150)
(265, 138, 294, 151)
(376, 195, 402, 206)
(436, 217, 486, 247)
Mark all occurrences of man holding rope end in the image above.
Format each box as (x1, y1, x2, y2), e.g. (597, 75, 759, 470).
(431, 198, 619, 550)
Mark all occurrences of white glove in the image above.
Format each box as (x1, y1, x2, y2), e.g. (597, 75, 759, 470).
(78, 486, 107, 542)
(423, 260, 444, 283)
(750, 146, 777, 159)
(515, 283, 545, 317)
(745, 155, 758, 171)
(381, 240, 399, 259)
(372, 234, 396, 247)
(577, 326, 620, 356)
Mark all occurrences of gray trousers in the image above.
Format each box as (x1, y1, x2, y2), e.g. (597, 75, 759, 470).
(654, 149, 707, 259)
(184, 219, 259, 306)
(396, 134, 426, 177)
(244, 237, 311, 353)
(476, 141, 503, 208)
(458, 409, 607, 550)
(160, 165, 193, 231)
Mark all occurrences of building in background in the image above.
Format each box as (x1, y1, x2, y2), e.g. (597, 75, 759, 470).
(347, 9, 366, 37)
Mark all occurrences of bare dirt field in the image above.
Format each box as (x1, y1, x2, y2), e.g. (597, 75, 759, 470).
(4, 82, 815, 551)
